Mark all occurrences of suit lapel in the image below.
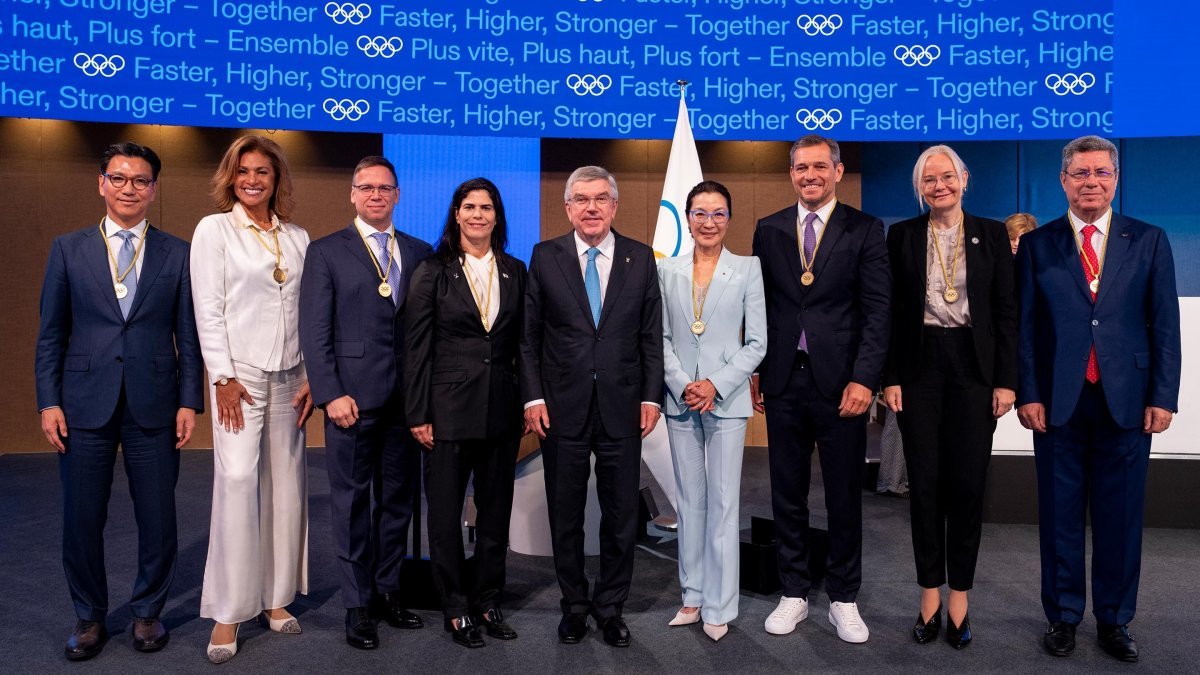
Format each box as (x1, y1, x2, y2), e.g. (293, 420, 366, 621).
(811, 203, 846, 287)
(342, 224, 379, 279)
(447, 258, 479, 323)
(1051, 217, 1092, 299)
(1095, 213, 1131, 308)
(907, 217, 928, 305)
(702, 248, 734, 324)
(963, 214, 986, 306)
(126, 227, 168, 320)
(552, 234, 594, 325)
(599, 234, 633, 330)
(394, 233, 424, 312)
(494, 255, 519, 333)
(84, 226, 124, 320)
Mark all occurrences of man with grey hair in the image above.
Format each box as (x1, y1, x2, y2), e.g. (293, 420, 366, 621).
(1016, 135, 1180, 662)
(520, 166, 663, 648)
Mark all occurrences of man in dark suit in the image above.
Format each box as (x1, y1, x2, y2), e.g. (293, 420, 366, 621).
(1016, 136, 1180, 663)
(751, 135, 890, 643)
(299, 156, 433, 650)
(35, 142, 204, 660)
(520, 165, 664, 648)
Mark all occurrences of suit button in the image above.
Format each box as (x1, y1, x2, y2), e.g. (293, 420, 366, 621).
(1091, 319, 1099, 326)
(483, 358, 490, 365)
(590, 368, 596, 374)
(483, 335, 490, 342)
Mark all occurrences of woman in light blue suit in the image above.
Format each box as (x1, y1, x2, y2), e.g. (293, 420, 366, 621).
(660, 181, 767, 641)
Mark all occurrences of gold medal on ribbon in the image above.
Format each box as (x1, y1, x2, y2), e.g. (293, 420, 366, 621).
(1089, 278, 1100, 294)
(801, 271, 815, 286)
(943, 287, 959, 303)
(273, 267, 287, 284)
(114, 282, 128, 299)
(691, 319, 706, 335)
(378, 282, 392, 297)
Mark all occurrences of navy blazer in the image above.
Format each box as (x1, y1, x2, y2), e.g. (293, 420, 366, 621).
(519, 230, 664, 439)
(752, 202, 891, 399)
(299, 223, 433, 411)
(1016, 213, 1181, 429)
(35, 224, 204, 429)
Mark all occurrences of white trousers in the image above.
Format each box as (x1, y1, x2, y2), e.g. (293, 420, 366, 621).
(200, 362, 308, 624)
(666, 411, 747, 625)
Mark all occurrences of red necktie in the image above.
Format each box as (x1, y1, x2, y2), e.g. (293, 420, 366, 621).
(1080, 224, 1101, 383)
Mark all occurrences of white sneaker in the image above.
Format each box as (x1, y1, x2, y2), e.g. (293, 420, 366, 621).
(828, 601, 869, 643)
(764, 596, 808, 635)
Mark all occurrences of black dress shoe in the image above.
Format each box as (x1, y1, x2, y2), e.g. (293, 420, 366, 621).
(1043, 621, 1077, 657)
(599, 616, 631, 648)
(557, 613, 589, 644)
(377, 593, 424, 629)
(945, 613, 972, 650)
(131, 617, 169, 652)
(345, 608, 379, 650)
(478, 608, 517, 640)
(912, 604, 942, 644)
(1097, 623, 1139, 662)
(64, 620, 108, 661)
(444, 616, 485, 648)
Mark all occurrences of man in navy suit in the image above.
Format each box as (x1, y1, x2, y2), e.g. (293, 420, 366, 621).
(751, 135, 890, 643)
(299, 156, 433, 649)
(1017, 136, 1180, 663)
(520, 166, 663, 648)
(35, 142, 204, 660)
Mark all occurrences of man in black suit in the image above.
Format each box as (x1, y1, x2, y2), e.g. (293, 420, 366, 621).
(36, 142, 204, 660)
(299, 156, 433, 649)
(751, 135, 890, 643)
(520, 166, 664, 647)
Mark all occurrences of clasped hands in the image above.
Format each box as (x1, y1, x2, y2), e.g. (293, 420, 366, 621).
(683, 379, 718, 414)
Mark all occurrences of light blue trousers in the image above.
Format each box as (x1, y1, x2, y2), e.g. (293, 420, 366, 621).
(666, 411, 747, 625)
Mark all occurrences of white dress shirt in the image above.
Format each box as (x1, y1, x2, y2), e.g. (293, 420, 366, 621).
(1068, 207, 1111, 266)
(102, 216, 148, 279)
(191, 203, 310, 383)
(796, 198, 838, 251)
(354, 217, 403, 279)
(462, 249, 500, 329)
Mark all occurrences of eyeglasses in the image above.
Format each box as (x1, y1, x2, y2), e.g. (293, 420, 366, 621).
(103, 173, 154, 191)
(567, 194, 614, 208)
(353, 184, 397, 196)
(1063, 169, 1116, 183)
(688, 210, 730, 224)
(921, 173, 959, 188)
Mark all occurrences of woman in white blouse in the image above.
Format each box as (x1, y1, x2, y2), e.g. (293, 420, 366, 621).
(191, 136, 313, 663)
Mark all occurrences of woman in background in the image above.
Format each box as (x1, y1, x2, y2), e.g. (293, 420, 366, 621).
(1005, 212, 1039, 255)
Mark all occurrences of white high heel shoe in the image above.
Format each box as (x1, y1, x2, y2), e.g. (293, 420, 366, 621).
(206, 624, 240, 664)
(703, 623, 729, 642)
(668, 608, 701, 626)
(261, 610, 302, 634)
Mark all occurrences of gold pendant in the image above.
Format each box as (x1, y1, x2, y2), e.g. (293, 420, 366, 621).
(378, 282, 392, 297)
(273, 267, 287, 284)
(691, 319, 706, 335)
(1089, 278, 1100, 294)
(114, 282, 128, 299)
(800, 270, 815, 286)
(943, 287, 959, 303)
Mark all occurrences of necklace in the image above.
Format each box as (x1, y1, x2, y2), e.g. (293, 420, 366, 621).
(930, 215, 963, 303)
(462, 253, 496, 331)
(99, 217, 147, 299)
(360, 228, 398, 298)
(247, 221, 286, 284)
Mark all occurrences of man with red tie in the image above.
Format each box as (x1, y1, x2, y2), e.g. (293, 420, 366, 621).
(1016, 136, 1181, 663)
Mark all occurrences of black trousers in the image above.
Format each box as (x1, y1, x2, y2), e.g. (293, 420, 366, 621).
(766, 354, 866, 602)
(541, 391, 641, 620)
(895, 328, 994, 591)
(424, 436, 519, 619)
(324, 397, 421, 608)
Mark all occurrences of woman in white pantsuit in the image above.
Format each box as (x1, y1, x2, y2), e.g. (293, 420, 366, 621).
(191, 136, 313, 663)
(659, 181, 767, 641)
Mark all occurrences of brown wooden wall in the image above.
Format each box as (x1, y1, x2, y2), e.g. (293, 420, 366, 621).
(4, 121, 863, 453)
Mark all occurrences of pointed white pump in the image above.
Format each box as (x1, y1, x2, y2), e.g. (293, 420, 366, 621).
(668, 607, 702, 626)
(206, 624, 240, 664)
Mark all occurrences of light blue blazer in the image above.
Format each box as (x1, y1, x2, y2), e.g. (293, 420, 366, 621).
(659, 249, 767, 418)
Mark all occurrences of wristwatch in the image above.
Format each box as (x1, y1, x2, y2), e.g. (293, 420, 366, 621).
(216, 377, 230, 386)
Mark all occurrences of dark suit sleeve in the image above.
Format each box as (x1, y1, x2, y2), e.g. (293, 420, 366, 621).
(882, 223, 904, 388)
(1146, 229, 1182, 412)
(402, 259, 437, 427)
(174, 241, 205, 413)
(34, 237, 70, 411)
(851, 216, 891, 390)
(638, 249, 665, 405)
(518, 245, 545, 405)
(1015, 237, 1040, 407)
(988, 221, 1019, 391)
(298, 243, 345, 407)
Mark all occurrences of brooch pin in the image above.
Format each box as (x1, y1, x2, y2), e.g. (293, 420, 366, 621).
(452, 272, 460, 279)
(971, 237, 980, 244)
(625, 257, 631, 263)
(502, 272, 510, 279)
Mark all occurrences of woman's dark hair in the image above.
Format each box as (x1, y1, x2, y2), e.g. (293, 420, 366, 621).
(685, 180, 733, 214)
(435, 177, 509, 263)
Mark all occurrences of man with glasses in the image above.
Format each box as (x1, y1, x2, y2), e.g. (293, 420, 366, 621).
(35, 142, 204, 660)
(751, 134, 890, 644)
(299, 156, 433, 649)
(519, 166, 663, 648)
(1016, 136, 1180, 663)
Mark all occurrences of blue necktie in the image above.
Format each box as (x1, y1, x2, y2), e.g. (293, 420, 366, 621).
(116, 230, 137, 319)
(799, 212, 817, 351)
(585, 247, 601, 326)
(371, 231, 400, 306)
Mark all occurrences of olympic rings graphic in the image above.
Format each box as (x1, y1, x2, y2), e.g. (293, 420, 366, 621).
(795, 14, 843, 36)
(565, 74, 613, 96)
(893, 45, 941, 67)
(1044, 72, 1096, 96)
(323, 98, 370, 121)
(325, 2, 372, 25)
(357, 36, 404, 58)
(795, 108, 843, 131)
(73, 53, 125, 77)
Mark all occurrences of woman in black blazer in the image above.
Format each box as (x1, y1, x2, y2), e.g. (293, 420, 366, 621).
(882, 145, 1017, 649)
(403, 177, 527, 649)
